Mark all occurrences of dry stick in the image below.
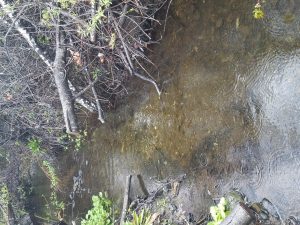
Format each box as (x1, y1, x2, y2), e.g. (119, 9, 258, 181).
(110, 12, 133, 69)
(0, 0, 96, 114)
(68, 81, 97, 112)
(85, 69, 105, 123)
(3, 5, 26, 46)
(162, 0, 173, 35)
(110, 11, 161, 96)
(91, 82, 105, 123)
(120, 175, 132, 225)
(137, 174, 149, 197)
(134, 71, 161, 96)
(73, 76, 100, 99)
(119, 50, 133, 75)
(90, 0, 97, 43)
(118, 3, 128, 27)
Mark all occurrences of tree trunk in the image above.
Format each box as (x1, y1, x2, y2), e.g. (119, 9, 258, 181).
(53, 25, 78, 134)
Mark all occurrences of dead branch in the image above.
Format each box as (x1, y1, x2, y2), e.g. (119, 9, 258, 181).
(119, 3, 129, 27)
(68, 80, 97, 112)
(120, 175, 132, 225)
(53, 22, 79, 134)
(90, 0, 97, 43)
(110, 10, 161, 96)
(73, 76, 100, 99)
(85, 69, 105, 123)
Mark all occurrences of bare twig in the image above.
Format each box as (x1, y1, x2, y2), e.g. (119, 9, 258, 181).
(110, 10, 161, 96)
(85, 69, 105, 123)
(134, 71, 161, 96)
(162, 0, 173, 35)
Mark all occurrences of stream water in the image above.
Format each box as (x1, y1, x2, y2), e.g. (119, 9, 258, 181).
(32, 0, 300, 223)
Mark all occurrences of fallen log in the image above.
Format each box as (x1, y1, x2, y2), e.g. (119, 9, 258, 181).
(220, 203, 255, 225)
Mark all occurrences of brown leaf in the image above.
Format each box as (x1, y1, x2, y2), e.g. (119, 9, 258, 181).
(70, 50, 82, 66)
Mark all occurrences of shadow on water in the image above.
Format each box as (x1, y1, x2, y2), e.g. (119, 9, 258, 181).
(32, 0, 300, 223)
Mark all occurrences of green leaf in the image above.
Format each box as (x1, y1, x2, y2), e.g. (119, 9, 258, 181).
(253, 4, 264, 19)
(208, 197, 231, 224)
(207, 222, 217, 225)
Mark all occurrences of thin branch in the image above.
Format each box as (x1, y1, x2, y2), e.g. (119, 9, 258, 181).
(134, 71, 161, 96)
(110, 10, 161, 95)
(73, 76, 100, 99)
(85, 69, 105, 123)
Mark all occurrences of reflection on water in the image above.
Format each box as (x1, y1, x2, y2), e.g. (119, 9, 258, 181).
(34, 0, 300, 223)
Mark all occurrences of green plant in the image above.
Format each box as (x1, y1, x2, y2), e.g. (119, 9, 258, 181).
(92, 68, 102, 79)
(42, 161, 59, 190)
(81, 192, 114, 225)
(42, 0, 76, 25)
(41, 8, 60, 27)
(58, 130, 87, 151)
(0, 184, 9, 206)
(27, 138, 43, 155)
(0, 184, 9, 225)
(37, 35, 51, 45)
(81, 0, 112, 37)
(253, 2, 264, 19)
(58, 0, 76, 9)
(207, 197, 231, 225)
(124, 209, 152, 225)
(74, 133, 85, 151)
(41, 160, 64, 214)
(156, 198, 167, 209)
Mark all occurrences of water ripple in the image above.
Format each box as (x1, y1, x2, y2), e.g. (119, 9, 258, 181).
(263, 0, 300, 41)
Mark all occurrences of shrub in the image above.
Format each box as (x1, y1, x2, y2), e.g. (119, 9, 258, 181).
(81, 193, 114, 225)
(207, 197, 231, 225)
(124, 209, 152, 225)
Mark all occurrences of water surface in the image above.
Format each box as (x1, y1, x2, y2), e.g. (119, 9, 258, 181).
(34, 0, 300, 223)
